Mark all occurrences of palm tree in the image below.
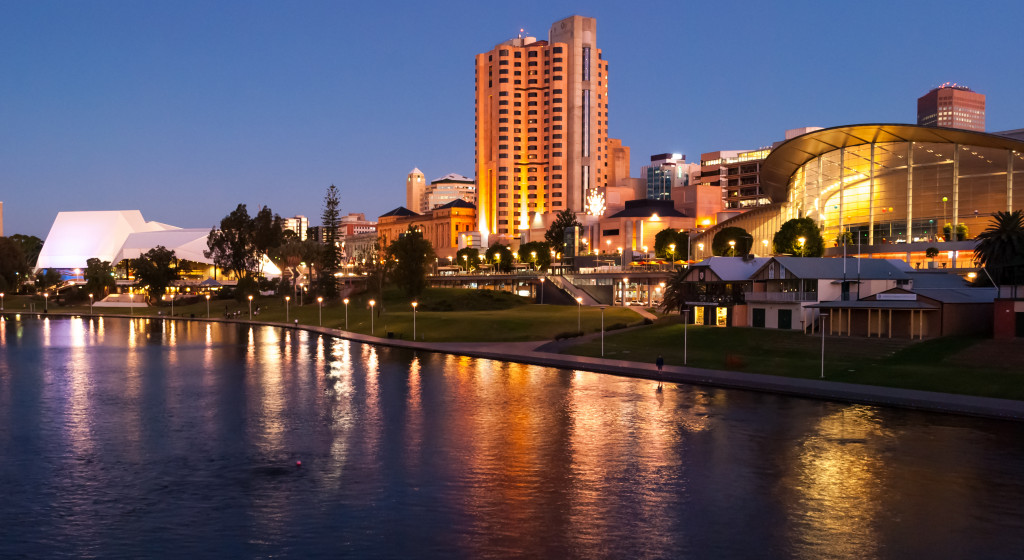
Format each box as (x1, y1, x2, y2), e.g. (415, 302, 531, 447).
(659, 266, 688, 314)
(974, 210, 1024, 285)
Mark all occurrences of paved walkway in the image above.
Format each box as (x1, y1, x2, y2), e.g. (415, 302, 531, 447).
(10, 311, 1024, 421)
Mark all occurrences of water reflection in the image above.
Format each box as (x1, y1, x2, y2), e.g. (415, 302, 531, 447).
(0, 318, 1022, 559)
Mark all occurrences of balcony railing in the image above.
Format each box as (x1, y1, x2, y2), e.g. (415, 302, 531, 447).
(744, 291, 818, 303)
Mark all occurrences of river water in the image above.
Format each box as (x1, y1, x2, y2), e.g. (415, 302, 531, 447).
(1, 316, 1022, 558)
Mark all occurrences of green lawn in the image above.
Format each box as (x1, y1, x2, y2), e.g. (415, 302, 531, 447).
(562, 322, 1024, 400)
(1, 289, 642, 343)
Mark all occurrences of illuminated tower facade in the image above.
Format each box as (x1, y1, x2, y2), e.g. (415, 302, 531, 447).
(406, 168, 427, 214)
(475, 15, 609, 238)
(917, 83, 986, 132)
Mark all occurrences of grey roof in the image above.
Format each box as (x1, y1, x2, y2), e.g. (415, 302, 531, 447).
(769, 256, 912, 280)
(914, 288, 997, 304)
(692, 256, 771, 281)
(906, 271, 971, 289)
(606, 199, 686, 219)
(808, 300, 938, 310)
(431, 173, 474, 184)
(380, 206, 419, 218)
(436, 199, 476, 210)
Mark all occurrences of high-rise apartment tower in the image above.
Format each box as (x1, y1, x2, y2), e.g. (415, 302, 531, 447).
(475, 15, 609, 238)
(917, 83, 985, 132)
(406, 168, 427, 213)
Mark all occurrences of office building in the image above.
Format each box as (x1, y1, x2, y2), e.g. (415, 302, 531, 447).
(700, 148, 772, 210)
(475, 15, 611, 239)
(917, 83, 985, 132)
(427, 173, 477, 210)
(283, 215, 309, 241)
(642, 153, 698, 201)
(407, 168, 427, 214)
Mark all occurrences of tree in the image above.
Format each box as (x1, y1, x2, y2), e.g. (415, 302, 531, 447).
(134, 246, 179, 303)
(252, 206, 284, 277)
(456, 247, 481, 271)
(712, 227, 751, 256)
(517, 241, 551, 270)
(772, 218, 825, 257)
(659, 267, 688, 315)
(387, 226, 436, 298)
(974, 210, 1024, 285)
(9, 234, 42, 269)
(83, 258, 116, 298)
(544, 208, 583, 254)
(320, 185, 342, 298)
(654, 228, 688, 260)
(34, 268, 62, 294)
(0, 237, 29, 292)
(944, 222, 969, 241)
(360, 238, 391, 304)
(485, 242, 513, 273)
(206, 204, 258, 281)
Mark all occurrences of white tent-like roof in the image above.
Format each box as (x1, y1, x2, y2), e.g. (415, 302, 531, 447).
(36, 210, 177, 269)
(116, 228, 212, 264)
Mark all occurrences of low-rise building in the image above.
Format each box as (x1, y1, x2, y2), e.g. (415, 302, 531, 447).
(376, 200, 477, 259)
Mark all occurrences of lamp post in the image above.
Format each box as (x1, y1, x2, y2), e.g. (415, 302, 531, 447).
(669, 243, 675, 264)
(44, 292, 49, 312)
(1, 292, 4, 311)
(539, 277, 545, 304)
(942, 196, 948, 240)
(798, 236, 806, 257)
(205, 294, 210, 318)
(698, 242, 704, 260)
(170, 292, 174, 317)
(343, 297, 349, 329)
(762, 239, 769, 256)
(369, 299, 376, 334)
(728, 239, 736, 257)
(285, 296, 291, 322)
(683, 308, 690, 365)
(88, 293, 94, 315)
(622, 277, 629, 306)
(317, 296, 323, 326)
(598, 305, 608, 356)
(129, 293, 134, 316)
(462, 254, 468, 271)
(531, 251, 537, 270)
(575, 296, 583, 332)
(412, 301, 418, 340)
(248, 294, 253, 320)
(820, 313, 830, 379)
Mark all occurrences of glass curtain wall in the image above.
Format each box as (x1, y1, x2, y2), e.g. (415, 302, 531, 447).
(788, 141, 1016, 245)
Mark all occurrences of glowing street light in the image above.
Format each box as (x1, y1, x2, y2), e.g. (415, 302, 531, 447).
(1, 292, 4, 311)
(728, 239, 736, 257)
(169, 292, 174, 317)
(88, 293, 94, 315)
(205, 294, 211, 318)
(317, 296, 323, 326)
(622, 277, 629, 306)
(129, 292, 134, 316)
(285, 295, 291, 322)
(369, 299, 376, 334)
(43, 292, 49, 312)
(248, 294, 253, 320)
(798, 236, 806, 257)
(669, 243, 676, 263)
(343, 297, 350, 329)
(411, 301, 418, 340)
(462, 253, 468, 271)
(576, 296, 583, 332)
(762, 239, 769, 256)
(539, 277, 545, 304)
(698, 242, 704, 259)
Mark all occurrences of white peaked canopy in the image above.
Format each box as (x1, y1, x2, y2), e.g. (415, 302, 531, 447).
(36, 210, 281, 277)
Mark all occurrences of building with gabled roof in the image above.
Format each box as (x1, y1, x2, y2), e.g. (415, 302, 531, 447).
(376, 200, 478, 259)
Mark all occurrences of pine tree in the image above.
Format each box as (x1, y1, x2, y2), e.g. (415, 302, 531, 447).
(320, 185, 342, 298)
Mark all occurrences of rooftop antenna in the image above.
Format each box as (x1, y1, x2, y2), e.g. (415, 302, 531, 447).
(518, 28, 525, 39)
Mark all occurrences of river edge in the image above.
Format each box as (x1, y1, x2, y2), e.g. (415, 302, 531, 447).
(6, 311, 1024, 421)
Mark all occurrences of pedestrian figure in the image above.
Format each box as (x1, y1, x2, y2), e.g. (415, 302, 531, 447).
(656, 355, 664, 389)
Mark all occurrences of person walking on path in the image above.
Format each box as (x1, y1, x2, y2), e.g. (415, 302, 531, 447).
(655, 355, 664, 389)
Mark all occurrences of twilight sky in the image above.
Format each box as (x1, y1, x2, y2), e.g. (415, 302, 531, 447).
(3, 0, 1023, 238)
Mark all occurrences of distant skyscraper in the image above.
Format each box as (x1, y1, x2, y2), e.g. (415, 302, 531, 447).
(475, 15, 610, 239)
(427, 173, 476, 210)
(642, 153, 693, 201)
(406, 168, 427, 213)
(283, 215, 309, 240)
(917, 83, 985, 131)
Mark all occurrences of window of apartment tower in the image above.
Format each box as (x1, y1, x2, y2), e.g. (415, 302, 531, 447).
(514, 51, 521, 58)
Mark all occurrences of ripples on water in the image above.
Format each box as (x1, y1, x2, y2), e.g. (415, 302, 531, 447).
(1, 316, 1022, 558)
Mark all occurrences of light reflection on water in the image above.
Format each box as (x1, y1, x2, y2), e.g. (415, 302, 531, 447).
(1, 317, 1023, 559)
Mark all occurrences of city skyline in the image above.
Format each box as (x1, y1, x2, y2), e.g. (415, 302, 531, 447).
(4, 0, 1024, 238)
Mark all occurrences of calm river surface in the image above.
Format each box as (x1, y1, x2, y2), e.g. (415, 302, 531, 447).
(1, 316, 1022, 559)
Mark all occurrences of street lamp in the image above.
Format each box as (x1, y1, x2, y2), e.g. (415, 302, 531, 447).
(598, 305, 608, 356)
(169, 292, 174, 317)
(669, 243, 676, 263)
(205, 294, 210, 318)
(797, 236, 806, 257)
(129, 293, 134, 316)
(462, 253, 468, 271)
(343, 297, 350, 329)
(683, 308, 690, 365)
(88, 293, 94, 315)
(622, 277, 629, 306)
(412, 301, 418, 340)
(539, 277, 545, 304)
(369, 299, 376, 334)
(762, 239, 769, 256)
(285, 295, 291, 322)
(728, 240, 736, 257)
(942, 196, 949, 240)
(531, 251, 537, 270)
(317, 296, 323, 326)
(575, 296, 583, 332)
(248, 294, 253, 320)
(820, 313, 830, 379)
(1, 292, 4, 311)
(44, 292, 49, 312)
(698, 242, 704, 259)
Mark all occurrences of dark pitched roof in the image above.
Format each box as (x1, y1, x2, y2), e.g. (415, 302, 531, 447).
(436, 199, 476, 210)
(766, 256, 911, 280)
(606, 199, 686, 219)
(380, 206, 419, 218)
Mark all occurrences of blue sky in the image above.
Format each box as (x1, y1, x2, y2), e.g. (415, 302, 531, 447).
(3, 0, 1023, 238)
